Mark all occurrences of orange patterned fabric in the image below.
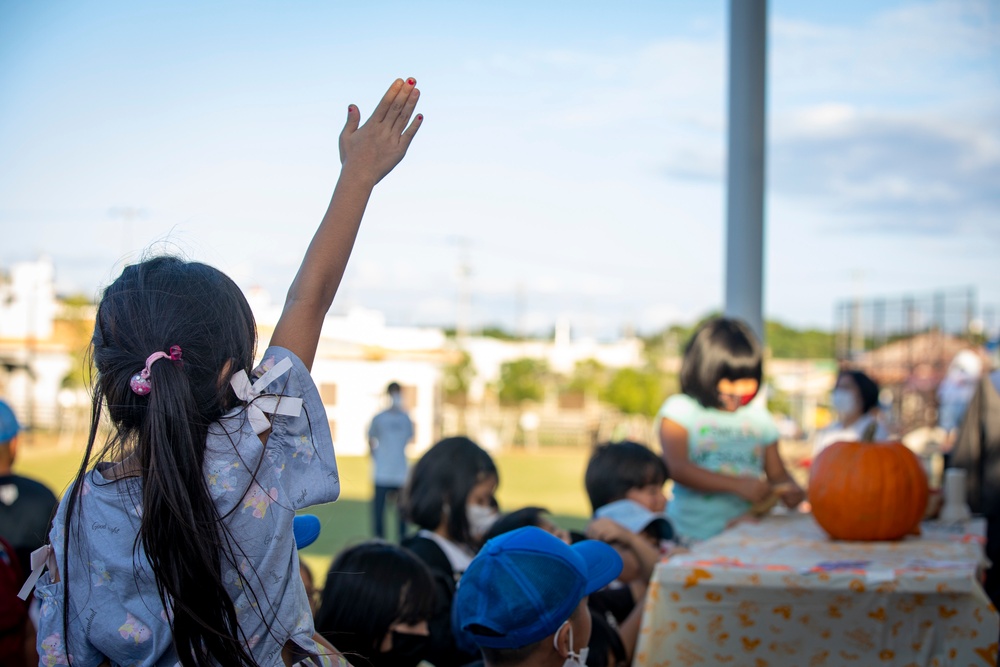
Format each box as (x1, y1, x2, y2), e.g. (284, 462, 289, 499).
(634, 514, 998, 666)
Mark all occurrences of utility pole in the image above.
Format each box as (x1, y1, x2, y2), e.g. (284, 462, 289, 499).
(453, 237, 472, 341)
(724, 0, 768, 343)
(515, 282, 526, 338)
(109, 206, 146, 260)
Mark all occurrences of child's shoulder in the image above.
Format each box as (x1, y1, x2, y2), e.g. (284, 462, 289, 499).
(252, 345, 307, 382)
(659, 393, 700, 421)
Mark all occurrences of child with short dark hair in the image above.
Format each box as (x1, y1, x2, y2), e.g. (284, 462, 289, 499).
(582, 441, 674, 666)
(658, 317, 804, 542)
(401, 436, 499, 666)
(584, 441, 669, 515)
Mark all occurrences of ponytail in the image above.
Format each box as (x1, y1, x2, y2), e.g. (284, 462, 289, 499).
(62, 257, 259, 667)
(139, 359, 254, 667)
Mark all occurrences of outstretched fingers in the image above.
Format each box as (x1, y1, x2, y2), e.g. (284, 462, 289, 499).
(371, 78, 404, 124)
(339, 104, 362, 164)
(400, 111, 424, 151)
(391, 85, 421, 135)
(339, 77, 424, 182)
(371, 78, 409, 125)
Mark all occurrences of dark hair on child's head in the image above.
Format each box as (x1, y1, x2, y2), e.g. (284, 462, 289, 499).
(402, 436, 498, 547)
(588, 609, 628, 667)
(680, 316, 762, 409)
(838, 369, 880, 415)
(66, 256, 258, 667)
(315, 541, 435, 664)
(585, 441, 669, 514)
(387, 381, 401, 394)
(484, 506, 550, 543)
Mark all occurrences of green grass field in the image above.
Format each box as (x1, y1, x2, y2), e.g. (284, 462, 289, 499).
(17, 442, 594, 580)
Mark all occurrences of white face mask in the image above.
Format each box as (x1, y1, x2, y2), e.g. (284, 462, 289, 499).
(831, 389, 858, 418)
(466, 504, 498, 539)
(553, 621, 589, 667)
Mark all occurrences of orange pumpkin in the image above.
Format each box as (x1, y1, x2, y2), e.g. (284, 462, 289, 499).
(809, 441, 929, 541)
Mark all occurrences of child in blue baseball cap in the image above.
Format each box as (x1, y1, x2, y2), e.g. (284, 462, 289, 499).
(453, 526, 622, 667)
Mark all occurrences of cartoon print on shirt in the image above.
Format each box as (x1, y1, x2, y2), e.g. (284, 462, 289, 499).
(90, 560, 111, 587)
(242, 482, 279, 519)
(207, 460, 242, 492)
(291, 434, 314, 464)
(39, 633, 71, 667)
(119, 612, 152, 644)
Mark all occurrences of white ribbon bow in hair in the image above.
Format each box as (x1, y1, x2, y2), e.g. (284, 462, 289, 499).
(230, 357, 304, 434)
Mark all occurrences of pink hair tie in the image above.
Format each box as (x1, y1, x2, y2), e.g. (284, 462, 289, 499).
(130, 345, 183, 396)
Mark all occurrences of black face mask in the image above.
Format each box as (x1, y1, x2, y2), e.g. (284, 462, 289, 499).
(366, 631, 429, 667)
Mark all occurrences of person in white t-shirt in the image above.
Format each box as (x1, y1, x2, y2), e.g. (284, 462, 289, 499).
(813, 369, 890, 457)
(937, 350, 983, 455)
(369, 382, 414, 540)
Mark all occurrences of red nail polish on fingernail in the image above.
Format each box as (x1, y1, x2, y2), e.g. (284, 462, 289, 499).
(407, 78, 416, 86)
(348, 105, 354, 112)
(416, 114, 423, 121)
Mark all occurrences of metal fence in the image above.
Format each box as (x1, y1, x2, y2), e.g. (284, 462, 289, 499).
(833, 287, 995, 432)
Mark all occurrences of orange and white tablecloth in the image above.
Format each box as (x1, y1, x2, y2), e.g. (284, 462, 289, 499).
(633, 513, 998, 667)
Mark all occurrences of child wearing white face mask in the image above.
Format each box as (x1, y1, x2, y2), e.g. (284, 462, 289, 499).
(454, 526, 623, 667)
(812, 369, 890, 458)
(401, 436, 499, 667)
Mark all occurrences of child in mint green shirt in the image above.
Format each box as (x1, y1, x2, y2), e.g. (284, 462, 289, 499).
(657, 318, 804, 541)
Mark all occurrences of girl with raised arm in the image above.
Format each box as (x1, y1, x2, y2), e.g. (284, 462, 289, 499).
(29, 78, 423, 667)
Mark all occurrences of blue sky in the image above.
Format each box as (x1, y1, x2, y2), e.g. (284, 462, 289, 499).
(1, 1, 997, 337)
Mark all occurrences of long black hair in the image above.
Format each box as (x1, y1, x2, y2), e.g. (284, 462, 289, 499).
(63, 256, 258, 667)
(679, 317, 763, 409)
(314, 541, 435, 665)
(402, 436, 498, 547)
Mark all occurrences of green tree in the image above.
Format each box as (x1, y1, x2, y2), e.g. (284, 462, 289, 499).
(643, 313, 835, 361)
(603, 367, 672, 417)
(498, 358, 550, 405)
(442, 350, 475, 404)
(60, 294, 95, 388)
(479, 325, 521, 341)
(765, 320, 834, 359)
(566, 359, 607, 396)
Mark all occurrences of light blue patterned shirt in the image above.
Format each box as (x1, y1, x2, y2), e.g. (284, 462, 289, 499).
(658, 394, 779, 542)
(36, 347, 339, 666)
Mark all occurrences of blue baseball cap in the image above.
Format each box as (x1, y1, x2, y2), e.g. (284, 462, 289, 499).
(293, 514, 321, 550)
(0, 401, 19, 443)
(594, 499, 675, 542)
(454, 526, 622, 650)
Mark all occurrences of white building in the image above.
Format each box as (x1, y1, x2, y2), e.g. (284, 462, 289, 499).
(0, 257, 74, 430)
(0, 263, 650, 454)
(459, 317, 646, 403)
(0, 258, 58, 341)
(252, 299, 451, 457)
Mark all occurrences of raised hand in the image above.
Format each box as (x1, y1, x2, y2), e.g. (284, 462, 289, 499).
(271, 78, 425, 370)
(340, 77, 423, 186)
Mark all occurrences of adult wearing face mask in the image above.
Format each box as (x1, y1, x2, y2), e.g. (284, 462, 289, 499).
(453, 526, 623, 667)
(402, 436, 500, 666)
(812, 369, 890, 458)
(369, 381, 415, 540)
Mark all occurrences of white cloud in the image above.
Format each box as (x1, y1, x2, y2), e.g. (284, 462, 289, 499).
(770, 108, 1000, 234)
